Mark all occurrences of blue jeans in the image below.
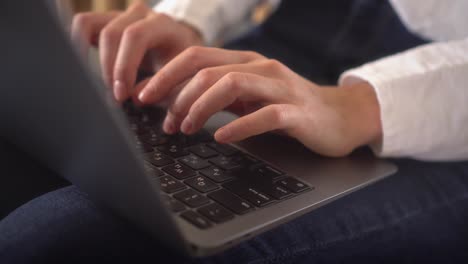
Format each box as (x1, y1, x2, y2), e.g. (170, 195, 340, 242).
(2, 1, 468, 263)
(1, 159, 468, 263)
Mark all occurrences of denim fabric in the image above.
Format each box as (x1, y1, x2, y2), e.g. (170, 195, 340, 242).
(1, 0, 467, 263)
(1, 159, 468, 263)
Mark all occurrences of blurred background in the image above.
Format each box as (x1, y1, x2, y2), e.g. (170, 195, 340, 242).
(59, 0, 271, 29)
(56, 0, 158, 27)
(69, 0, 156, 12)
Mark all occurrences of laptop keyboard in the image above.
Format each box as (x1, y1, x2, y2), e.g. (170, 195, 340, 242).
(124, 102, 312, 229)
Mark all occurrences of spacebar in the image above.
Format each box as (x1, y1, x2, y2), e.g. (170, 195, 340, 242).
(208, 189, 254, 215)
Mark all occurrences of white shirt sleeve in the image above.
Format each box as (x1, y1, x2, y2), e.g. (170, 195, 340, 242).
(389, 0, 468, 41)
(340, 0, 468, 161)
(154, 0, 281, 45)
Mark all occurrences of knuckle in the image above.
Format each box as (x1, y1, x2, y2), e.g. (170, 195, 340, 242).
(270, 105, 288, 125)
(184, 46, 205, 60)
(194, 69, 213, 87)
(123, 24, 145, 41)
(222, 72, 246, 94)
(101, 27, 120, 43)
(223, 72, 240, 87)
(265, 59, 285, 72)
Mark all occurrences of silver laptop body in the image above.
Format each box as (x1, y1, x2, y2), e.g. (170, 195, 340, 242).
(0, 0, 396, 256)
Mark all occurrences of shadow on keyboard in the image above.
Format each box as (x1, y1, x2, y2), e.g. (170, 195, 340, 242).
(123, 102, 311, 229)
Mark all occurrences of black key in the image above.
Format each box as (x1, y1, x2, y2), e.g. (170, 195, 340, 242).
(157, 144, 189, 158)
(129, 122, 150, 135)
(143, 162, 164, 177)
(237, 155, 261, 168)
(184, 130, 212, 146)
(162, 195, 186, 212)
(259, 183, 293, 200)
(174, 189, 210, 208)
(207, 142, 238, 156)
(163, 133, 197, 147)
(162, 163, 196, 180)
(198, 203, 235, 223)
(179, 154, 211, 170)
(143, 107, 166, 122)
(134, 137, 154, 153)
(188, 144, 218, 159)
(136, 144, 154, 153)
(277, 177, 311, 193)
(129, 112, 155, 126)
(180, 211, 212, 229)
(208, 189, 254, 215)
(139, 112, 154, 125)
(185, 176, 219, 193)
(159, 176, 186, 193)
(145, 152, 174, 167)
(173, 131, 212, 147)
(226, 167, 255, 179)
(161, 133, 183, 145)
(141, 131, 170, 146)
(209, 156, 241, 170)
(223, 180, 275, 207)
(123, 101, 142, 116)
(200, 166, 234, 183)
(253, 165, 285, 181)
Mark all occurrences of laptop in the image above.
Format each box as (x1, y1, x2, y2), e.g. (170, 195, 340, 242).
(0, 0, 397, 256)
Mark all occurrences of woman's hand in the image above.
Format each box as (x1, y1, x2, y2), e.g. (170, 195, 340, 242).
(136, 47, 382, 157)
(71, 0, 202, 102)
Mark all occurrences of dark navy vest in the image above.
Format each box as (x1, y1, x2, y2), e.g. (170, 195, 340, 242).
(227, 0, 428, 84)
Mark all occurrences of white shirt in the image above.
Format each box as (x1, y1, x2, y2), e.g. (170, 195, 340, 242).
(155, 0, 468, 161)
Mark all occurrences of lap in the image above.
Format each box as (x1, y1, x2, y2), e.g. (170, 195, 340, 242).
(2, 159, 468, 263)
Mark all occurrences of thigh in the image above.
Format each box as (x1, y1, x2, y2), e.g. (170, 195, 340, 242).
(204, 159, 468, 263)
(0, 186, 179, 263)
(1, 159, 468, 263)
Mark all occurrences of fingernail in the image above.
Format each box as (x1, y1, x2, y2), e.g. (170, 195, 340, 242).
(180, 116, 193, 134)
(114, 80, 127, 102)
(215, 127, 231, 143)
(138, 90, 147, 103)
(163, 116, 175, 134)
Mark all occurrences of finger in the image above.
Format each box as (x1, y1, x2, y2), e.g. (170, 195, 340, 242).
(138, 47, 263, 103)
(99, 7, 148, 91)
(160, 79, 191, 134)
(113, 15, 170, 102)
(132, 77, 190, 135)
(131, 77, 151, 106)
(180, 72, 288, 134)
(214, 104, 296, 143)
(71, 12, 120, 56)
(166, 60, 288, 131)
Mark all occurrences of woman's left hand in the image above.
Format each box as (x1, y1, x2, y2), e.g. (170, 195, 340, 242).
(136, 47, 382, 157)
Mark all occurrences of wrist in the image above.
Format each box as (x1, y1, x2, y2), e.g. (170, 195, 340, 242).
(341, 82, 382, 149)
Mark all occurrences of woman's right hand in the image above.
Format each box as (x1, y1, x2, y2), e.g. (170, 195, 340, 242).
(71, 0, 203, 102)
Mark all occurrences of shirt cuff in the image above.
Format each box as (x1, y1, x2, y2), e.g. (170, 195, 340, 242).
(154, 0, 223, 45)
(338, 39, 468, 160)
